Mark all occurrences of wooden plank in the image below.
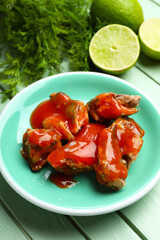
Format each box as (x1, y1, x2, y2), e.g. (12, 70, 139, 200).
(121, 181, 160, 240)
(0, 174, 85, 240)
(135, 0, 160, 84)
(136, 55, 160, 85)
(72, 214, 141, 240)
(0, 202, 27, 240)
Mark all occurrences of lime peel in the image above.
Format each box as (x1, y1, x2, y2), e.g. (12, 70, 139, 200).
(90, 0, 144, 33)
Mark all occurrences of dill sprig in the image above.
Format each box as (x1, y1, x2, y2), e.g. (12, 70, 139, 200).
(0, 0, 96, 101)
(60, 0, 93, 71)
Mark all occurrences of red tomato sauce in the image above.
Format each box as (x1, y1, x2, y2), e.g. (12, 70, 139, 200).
(30, 92, 88, 140)
(30, 99, 67, 129)
(113, 118, 145, 155)
(50, 172, 77, 189)
(95, 93, 138, 119)
(98, 128, 128, 180)
(47, 123, 106, 167)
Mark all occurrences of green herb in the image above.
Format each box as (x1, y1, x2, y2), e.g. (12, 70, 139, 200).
(0, 0, 96, 101)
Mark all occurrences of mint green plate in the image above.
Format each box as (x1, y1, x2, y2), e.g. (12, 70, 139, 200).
(0, 72, 160, 216)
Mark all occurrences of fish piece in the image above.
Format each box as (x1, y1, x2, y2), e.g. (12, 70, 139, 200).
(112, 117, 145, 169)
(21, 128, 62, 171)
(47, 123, 106, 175)
(88, 92, 141, 122)
(30, 92, 89, 140)
(95, 117, 144, 189)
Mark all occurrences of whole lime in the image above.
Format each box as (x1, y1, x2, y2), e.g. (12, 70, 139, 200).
(90, 0, 144, 33)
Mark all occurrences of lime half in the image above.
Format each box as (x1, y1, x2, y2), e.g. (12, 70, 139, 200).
(139, 18, 160, 60)
(89, 24, 140, 75)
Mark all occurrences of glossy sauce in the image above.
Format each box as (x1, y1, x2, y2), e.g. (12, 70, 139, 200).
(47, 123, 106, 168)
(95, 93, 138, 119)
(30, 98, 68, 129)
(97, 118, 145, 181)
(98, 128, 128, 180)
(21, 129, 62, 171)
(113, 118, 145, 155)
(28, 129, 61, 147)
(50, 172, 77, 189)
(30, 92, 88, 139)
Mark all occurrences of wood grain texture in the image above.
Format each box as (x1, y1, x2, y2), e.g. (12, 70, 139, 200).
(0, 175, 85, 240)
(0, 202, 27, 240)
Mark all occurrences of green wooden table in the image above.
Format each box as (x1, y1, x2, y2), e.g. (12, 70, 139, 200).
(0, 0, 160, 239)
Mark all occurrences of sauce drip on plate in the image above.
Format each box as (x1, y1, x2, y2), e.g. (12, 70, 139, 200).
(50, 172, 78, 189)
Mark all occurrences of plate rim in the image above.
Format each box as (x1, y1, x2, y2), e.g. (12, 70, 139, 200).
(0, 71, 160, 216)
